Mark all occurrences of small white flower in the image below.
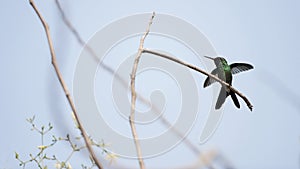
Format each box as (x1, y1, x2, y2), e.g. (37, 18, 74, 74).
(66, 162, 72, 169)
(54, 162, 62, 169)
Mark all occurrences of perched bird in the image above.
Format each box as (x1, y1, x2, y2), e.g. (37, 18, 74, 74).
(203, 56, 253, 110)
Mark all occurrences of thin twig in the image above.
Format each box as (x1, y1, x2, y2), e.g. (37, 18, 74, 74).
(143, 49, 253, 111)
(29, 1, 104, 169)
(129, 12, 155, 169)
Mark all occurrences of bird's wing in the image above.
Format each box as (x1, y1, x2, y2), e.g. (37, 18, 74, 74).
(230, 63, 254, 74)
(203, 68, 218, 88)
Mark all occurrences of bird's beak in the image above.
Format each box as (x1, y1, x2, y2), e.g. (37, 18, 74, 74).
(204, 56, 214, 60)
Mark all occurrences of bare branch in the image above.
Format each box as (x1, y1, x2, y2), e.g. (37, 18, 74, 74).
(143, 49, 253, 111)
(129, 12, 155, 169)
(29, 1, 104, 168)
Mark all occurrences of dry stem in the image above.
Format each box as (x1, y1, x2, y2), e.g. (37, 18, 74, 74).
(29, 1, 104, 168)
(129, 12, 155, 169)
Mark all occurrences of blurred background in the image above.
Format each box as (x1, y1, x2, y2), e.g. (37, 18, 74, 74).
(1, 0, 299, 168)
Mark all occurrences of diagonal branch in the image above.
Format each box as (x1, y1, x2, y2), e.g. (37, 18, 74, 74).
(29, 1, 104, 169)
(129, 12, 155, 169)
(143, 49, 253, 111)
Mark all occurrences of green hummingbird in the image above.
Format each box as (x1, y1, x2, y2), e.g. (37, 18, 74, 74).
(203, 56, 253, 110)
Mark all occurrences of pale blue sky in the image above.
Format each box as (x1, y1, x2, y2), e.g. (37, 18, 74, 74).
(1, 0, 300, 168)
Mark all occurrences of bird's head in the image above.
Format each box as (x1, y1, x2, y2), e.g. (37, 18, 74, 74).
(204, 55, 223, 63)
(204, 56, 228, 67)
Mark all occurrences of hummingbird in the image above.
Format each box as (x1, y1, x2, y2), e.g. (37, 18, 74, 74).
(203, 56, 253, 110)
